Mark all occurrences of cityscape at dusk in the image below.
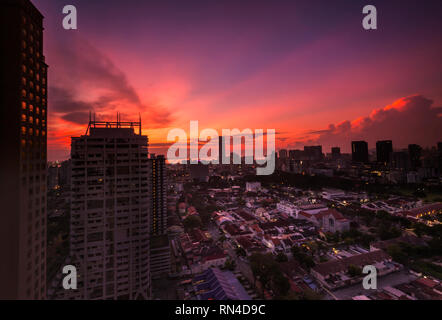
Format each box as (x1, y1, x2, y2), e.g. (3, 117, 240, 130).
(1, 0, 442, 310)
(29, 0, 442, 161)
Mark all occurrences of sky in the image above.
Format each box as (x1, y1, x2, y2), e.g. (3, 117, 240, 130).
(32, 0, 442, 161)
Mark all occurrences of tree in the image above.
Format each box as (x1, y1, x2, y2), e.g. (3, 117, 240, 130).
(272, 272, 290, 297)
(182, 215, 202, 231)
(275, 252, 288, 263)
(347, 264, 363, 277)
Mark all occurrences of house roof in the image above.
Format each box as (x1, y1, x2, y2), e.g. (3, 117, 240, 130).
(312, 250, 391, 277)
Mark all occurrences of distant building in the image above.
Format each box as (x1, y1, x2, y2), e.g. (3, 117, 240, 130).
(331, 147, 341, 160)
(190, 162, 209, 182)
(408, 144, 422, 170)
(390, 151, 410, 170)
(150, 235, 171, 279)
(47, 162, 60, 190)
(279, 149, 288, 159)
(321, 209, 350, 233)
(304, 145, 323, 161)
(376, 140, 393, 164)
(246, 181, 261, 192)
(351, 141, 369, 163)
(149, 154, 167, 235)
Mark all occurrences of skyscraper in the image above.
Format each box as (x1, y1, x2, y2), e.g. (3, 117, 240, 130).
(148, 154, 170, 279)
(69, 119, 151, 299)
(351, 141, 369, 163)
(0, 0, 47, 299)
(376, 140, 393, 164)
(149, 155, 167, 236)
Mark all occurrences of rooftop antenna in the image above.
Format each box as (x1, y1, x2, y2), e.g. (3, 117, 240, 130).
(139, 113, 142, 135)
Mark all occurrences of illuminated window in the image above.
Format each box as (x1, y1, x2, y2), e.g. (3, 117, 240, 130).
(22, 77, 26, 86)
(36, 74, 40, 81)
(22, 101, 27, 109)
(21, 139, 26, 147)
(35, 118, 39, 125)
(29, 128, 33, 135)
(42, 131, 46, 136)
(29, 93, 34, 100)
(22, 89, 27, 97)
(21, 126, 26, 135)
(29, 116, 33, 123)
(30, 81, 34, 88)
(42, 110, 45, 116)
(36, 107, 40, 114)
(29, 105, 33, 112)
(36, 129, 39, 136)
(36, 96, 40, 103)
(22, 65, 27, 73)
(22, 114, 26, 122)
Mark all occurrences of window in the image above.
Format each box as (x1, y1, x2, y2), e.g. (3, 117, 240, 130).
(22, 101, 27, 109)
(22, 89, 27, 97)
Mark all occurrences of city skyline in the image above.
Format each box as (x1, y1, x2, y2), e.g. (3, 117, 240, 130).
(30, 0, 442, 161)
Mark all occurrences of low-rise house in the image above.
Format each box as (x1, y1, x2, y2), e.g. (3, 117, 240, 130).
(311, 250, 401, 290)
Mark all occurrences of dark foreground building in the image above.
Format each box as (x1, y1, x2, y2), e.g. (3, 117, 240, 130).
(0, 0, 47, 299)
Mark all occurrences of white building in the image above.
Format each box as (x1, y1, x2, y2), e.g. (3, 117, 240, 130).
(69, 120, 151, 299)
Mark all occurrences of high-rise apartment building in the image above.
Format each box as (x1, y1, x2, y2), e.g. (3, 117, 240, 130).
(0, 0, 47, 299)
(351, 141, 369, 163)
(69, 119, 151, 299)
(149, 155, 167, 236)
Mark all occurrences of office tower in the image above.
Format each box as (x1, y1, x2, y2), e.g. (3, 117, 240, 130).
(376, 140, 393, 164)
(408, 144, 422, 170)
(331, 147, 341, 160)
(304, 145, 323, 161)
(0, 0, 47, 299)
(69, 119, 151, 299)
(351, 141, 369, 163)
(279, 149, 288, 159)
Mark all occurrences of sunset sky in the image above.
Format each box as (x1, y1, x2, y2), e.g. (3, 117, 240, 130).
(33, 0, 442, 161)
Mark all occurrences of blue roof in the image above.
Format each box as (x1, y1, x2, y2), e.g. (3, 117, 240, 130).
(193, 268, 251, 300)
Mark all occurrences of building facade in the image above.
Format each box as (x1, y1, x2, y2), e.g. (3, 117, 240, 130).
(69, 120, 151, 299)
(0, 0, 48, 299)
